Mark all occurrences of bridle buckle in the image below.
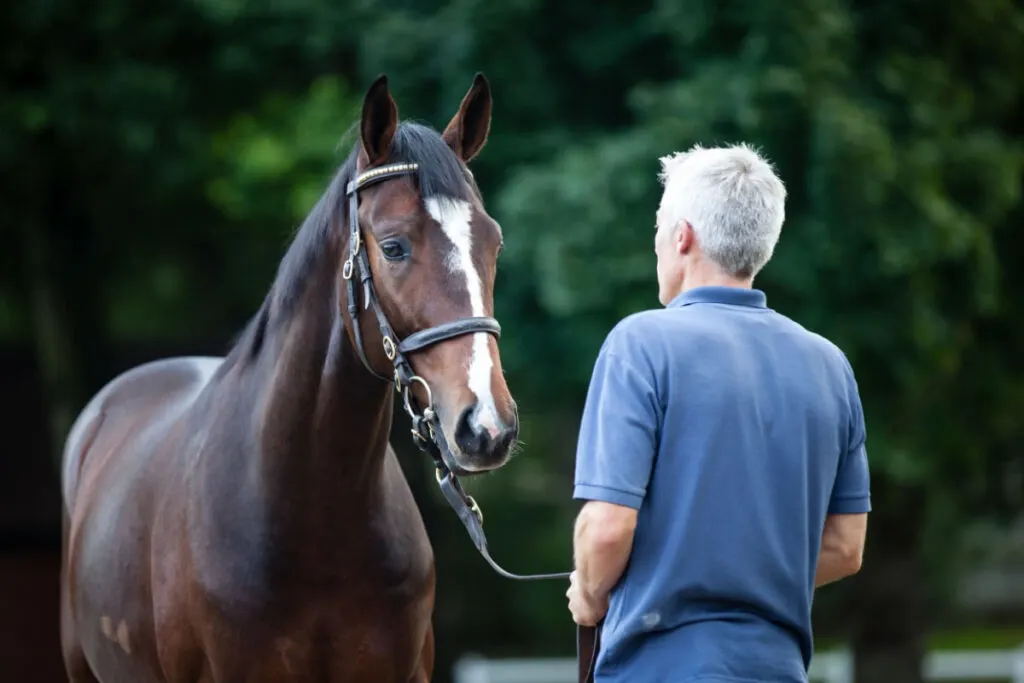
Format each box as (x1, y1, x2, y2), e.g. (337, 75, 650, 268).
(466, 495, 483, 525)
(382, 336, 397, 360)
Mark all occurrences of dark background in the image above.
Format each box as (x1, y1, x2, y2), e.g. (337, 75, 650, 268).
(2, 0, 1023, 681)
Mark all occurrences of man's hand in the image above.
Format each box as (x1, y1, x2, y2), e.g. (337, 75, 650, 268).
(566, 570, 609, 626)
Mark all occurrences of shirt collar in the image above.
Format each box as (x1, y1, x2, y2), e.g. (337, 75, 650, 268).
(667, 286, 768, 310)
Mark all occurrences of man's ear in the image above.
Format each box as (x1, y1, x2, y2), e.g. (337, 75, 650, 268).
(676, 221, 695, 254)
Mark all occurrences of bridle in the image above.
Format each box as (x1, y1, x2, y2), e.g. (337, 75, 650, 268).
(343, 161, 572, 583)
(342, 161, 498, 477)
(345, 161, 598, 683)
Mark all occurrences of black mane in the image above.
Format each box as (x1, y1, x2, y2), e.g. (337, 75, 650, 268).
(225, 121, 475, 363)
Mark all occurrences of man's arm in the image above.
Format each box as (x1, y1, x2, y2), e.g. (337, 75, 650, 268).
(574, 501, 637, 604)
(572, 326, 661, 609)
(815, 512, 867, 587)
(816, 353, 872, 588)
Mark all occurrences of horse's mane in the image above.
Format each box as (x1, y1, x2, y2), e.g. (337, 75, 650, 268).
(223, 121, 475, 366)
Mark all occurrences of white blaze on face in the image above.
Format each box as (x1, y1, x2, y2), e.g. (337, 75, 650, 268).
(425, 196, 502, 437)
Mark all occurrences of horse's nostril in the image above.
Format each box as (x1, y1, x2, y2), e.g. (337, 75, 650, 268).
(454, 405, 486, 455)
(454, 404, 517, 459)
(497, 428, 516, 456)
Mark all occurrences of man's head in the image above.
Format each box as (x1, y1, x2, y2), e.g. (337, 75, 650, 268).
(654, 143, 787, 305)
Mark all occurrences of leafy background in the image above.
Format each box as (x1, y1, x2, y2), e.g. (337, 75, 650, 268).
(1, 0, 1023, 680)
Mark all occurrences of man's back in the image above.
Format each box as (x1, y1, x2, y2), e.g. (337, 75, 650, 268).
(573, 286, 871, 682)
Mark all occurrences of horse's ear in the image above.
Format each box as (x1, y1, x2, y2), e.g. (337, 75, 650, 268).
(442, 72, 492, 163)
(360, 74, 399, 167)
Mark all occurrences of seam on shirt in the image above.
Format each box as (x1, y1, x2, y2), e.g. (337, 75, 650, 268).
(846, 434, 867, 455)
(830, 493, 870, 501)
(575, 481, 644, 497)
(678, 675, 796, 683)
(829, 497, 871, 514)
(674, 302, 773, 314)
(573, 483, 644, 508)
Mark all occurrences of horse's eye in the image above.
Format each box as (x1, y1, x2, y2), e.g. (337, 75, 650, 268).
(380, 239, 409, 262)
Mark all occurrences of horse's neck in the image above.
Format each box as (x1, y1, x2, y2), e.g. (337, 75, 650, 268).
(215, 258, 395, 552)
(256, 295, 394, 509)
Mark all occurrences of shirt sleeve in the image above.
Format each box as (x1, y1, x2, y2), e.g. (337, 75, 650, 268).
(572, 334, 661, 510)
(828, 355, 872, 515)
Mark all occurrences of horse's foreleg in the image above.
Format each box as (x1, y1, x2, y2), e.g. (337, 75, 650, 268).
(61, 514, 100, 683)
(62, 637, 100, 683)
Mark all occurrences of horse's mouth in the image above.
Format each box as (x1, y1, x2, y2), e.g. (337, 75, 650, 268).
(437, 435, 512, 477)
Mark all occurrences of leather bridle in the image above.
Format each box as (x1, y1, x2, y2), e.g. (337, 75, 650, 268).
(343, 162, 500, 477)
(343, 162, 595, 682)
(343, 161, 570, 580)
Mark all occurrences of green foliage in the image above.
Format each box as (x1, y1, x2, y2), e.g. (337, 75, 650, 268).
(208, 76, 361, 224)
(3, 0, 1024, 677)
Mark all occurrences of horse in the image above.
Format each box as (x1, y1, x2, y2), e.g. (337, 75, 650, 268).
(59, 73, 518, 683)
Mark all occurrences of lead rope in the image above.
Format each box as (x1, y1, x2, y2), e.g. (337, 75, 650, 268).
(402, 390, 599, 682)
(400, 383, 572, 581)
(405, 382, 599, 683)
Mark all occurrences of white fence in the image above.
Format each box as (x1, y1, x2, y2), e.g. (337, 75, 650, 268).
(454, 644, 1024, 683)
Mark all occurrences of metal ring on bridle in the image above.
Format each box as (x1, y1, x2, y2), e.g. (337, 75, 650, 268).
(342, 258, 354, 281)
(382, 336, 396, 360)
(402, 375, 434, 417)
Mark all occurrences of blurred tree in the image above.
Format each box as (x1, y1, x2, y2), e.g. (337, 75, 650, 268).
(1, 0, 1022, 680)
(0, 0, 362, 456)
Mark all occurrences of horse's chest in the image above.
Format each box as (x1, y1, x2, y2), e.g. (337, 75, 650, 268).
(195, 592, 433, 683)
(185, 532, 435, 682)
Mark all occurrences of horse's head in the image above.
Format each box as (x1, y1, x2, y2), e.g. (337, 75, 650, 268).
(339, 74, 516, 475)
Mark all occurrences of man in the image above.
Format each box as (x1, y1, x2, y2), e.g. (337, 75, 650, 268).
(566, 143, 870, 682)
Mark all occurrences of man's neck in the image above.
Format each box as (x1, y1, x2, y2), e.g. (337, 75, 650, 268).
(675, 263, 753, 299)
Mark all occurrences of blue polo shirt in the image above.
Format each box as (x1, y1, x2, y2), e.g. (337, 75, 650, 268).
(573, 286, 871, 683)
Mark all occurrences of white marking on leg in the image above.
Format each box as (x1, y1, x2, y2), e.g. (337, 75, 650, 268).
(425, 196, 501, 437)
(100, 616, 114, 639)
(116, 619, 132, 654)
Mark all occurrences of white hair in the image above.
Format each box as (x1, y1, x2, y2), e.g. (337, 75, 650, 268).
(657, 143, 787, 278)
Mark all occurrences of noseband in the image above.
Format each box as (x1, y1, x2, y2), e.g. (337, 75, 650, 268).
(343, 162, 571, 583)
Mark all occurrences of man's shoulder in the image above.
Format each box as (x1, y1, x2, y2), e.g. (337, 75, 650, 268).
(600, 304, 737, 363)
(767, 309, 853, 368)
(606, 308, 664, 338)
(599, 309, 675, 359)
(588, 311, 674, 387)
